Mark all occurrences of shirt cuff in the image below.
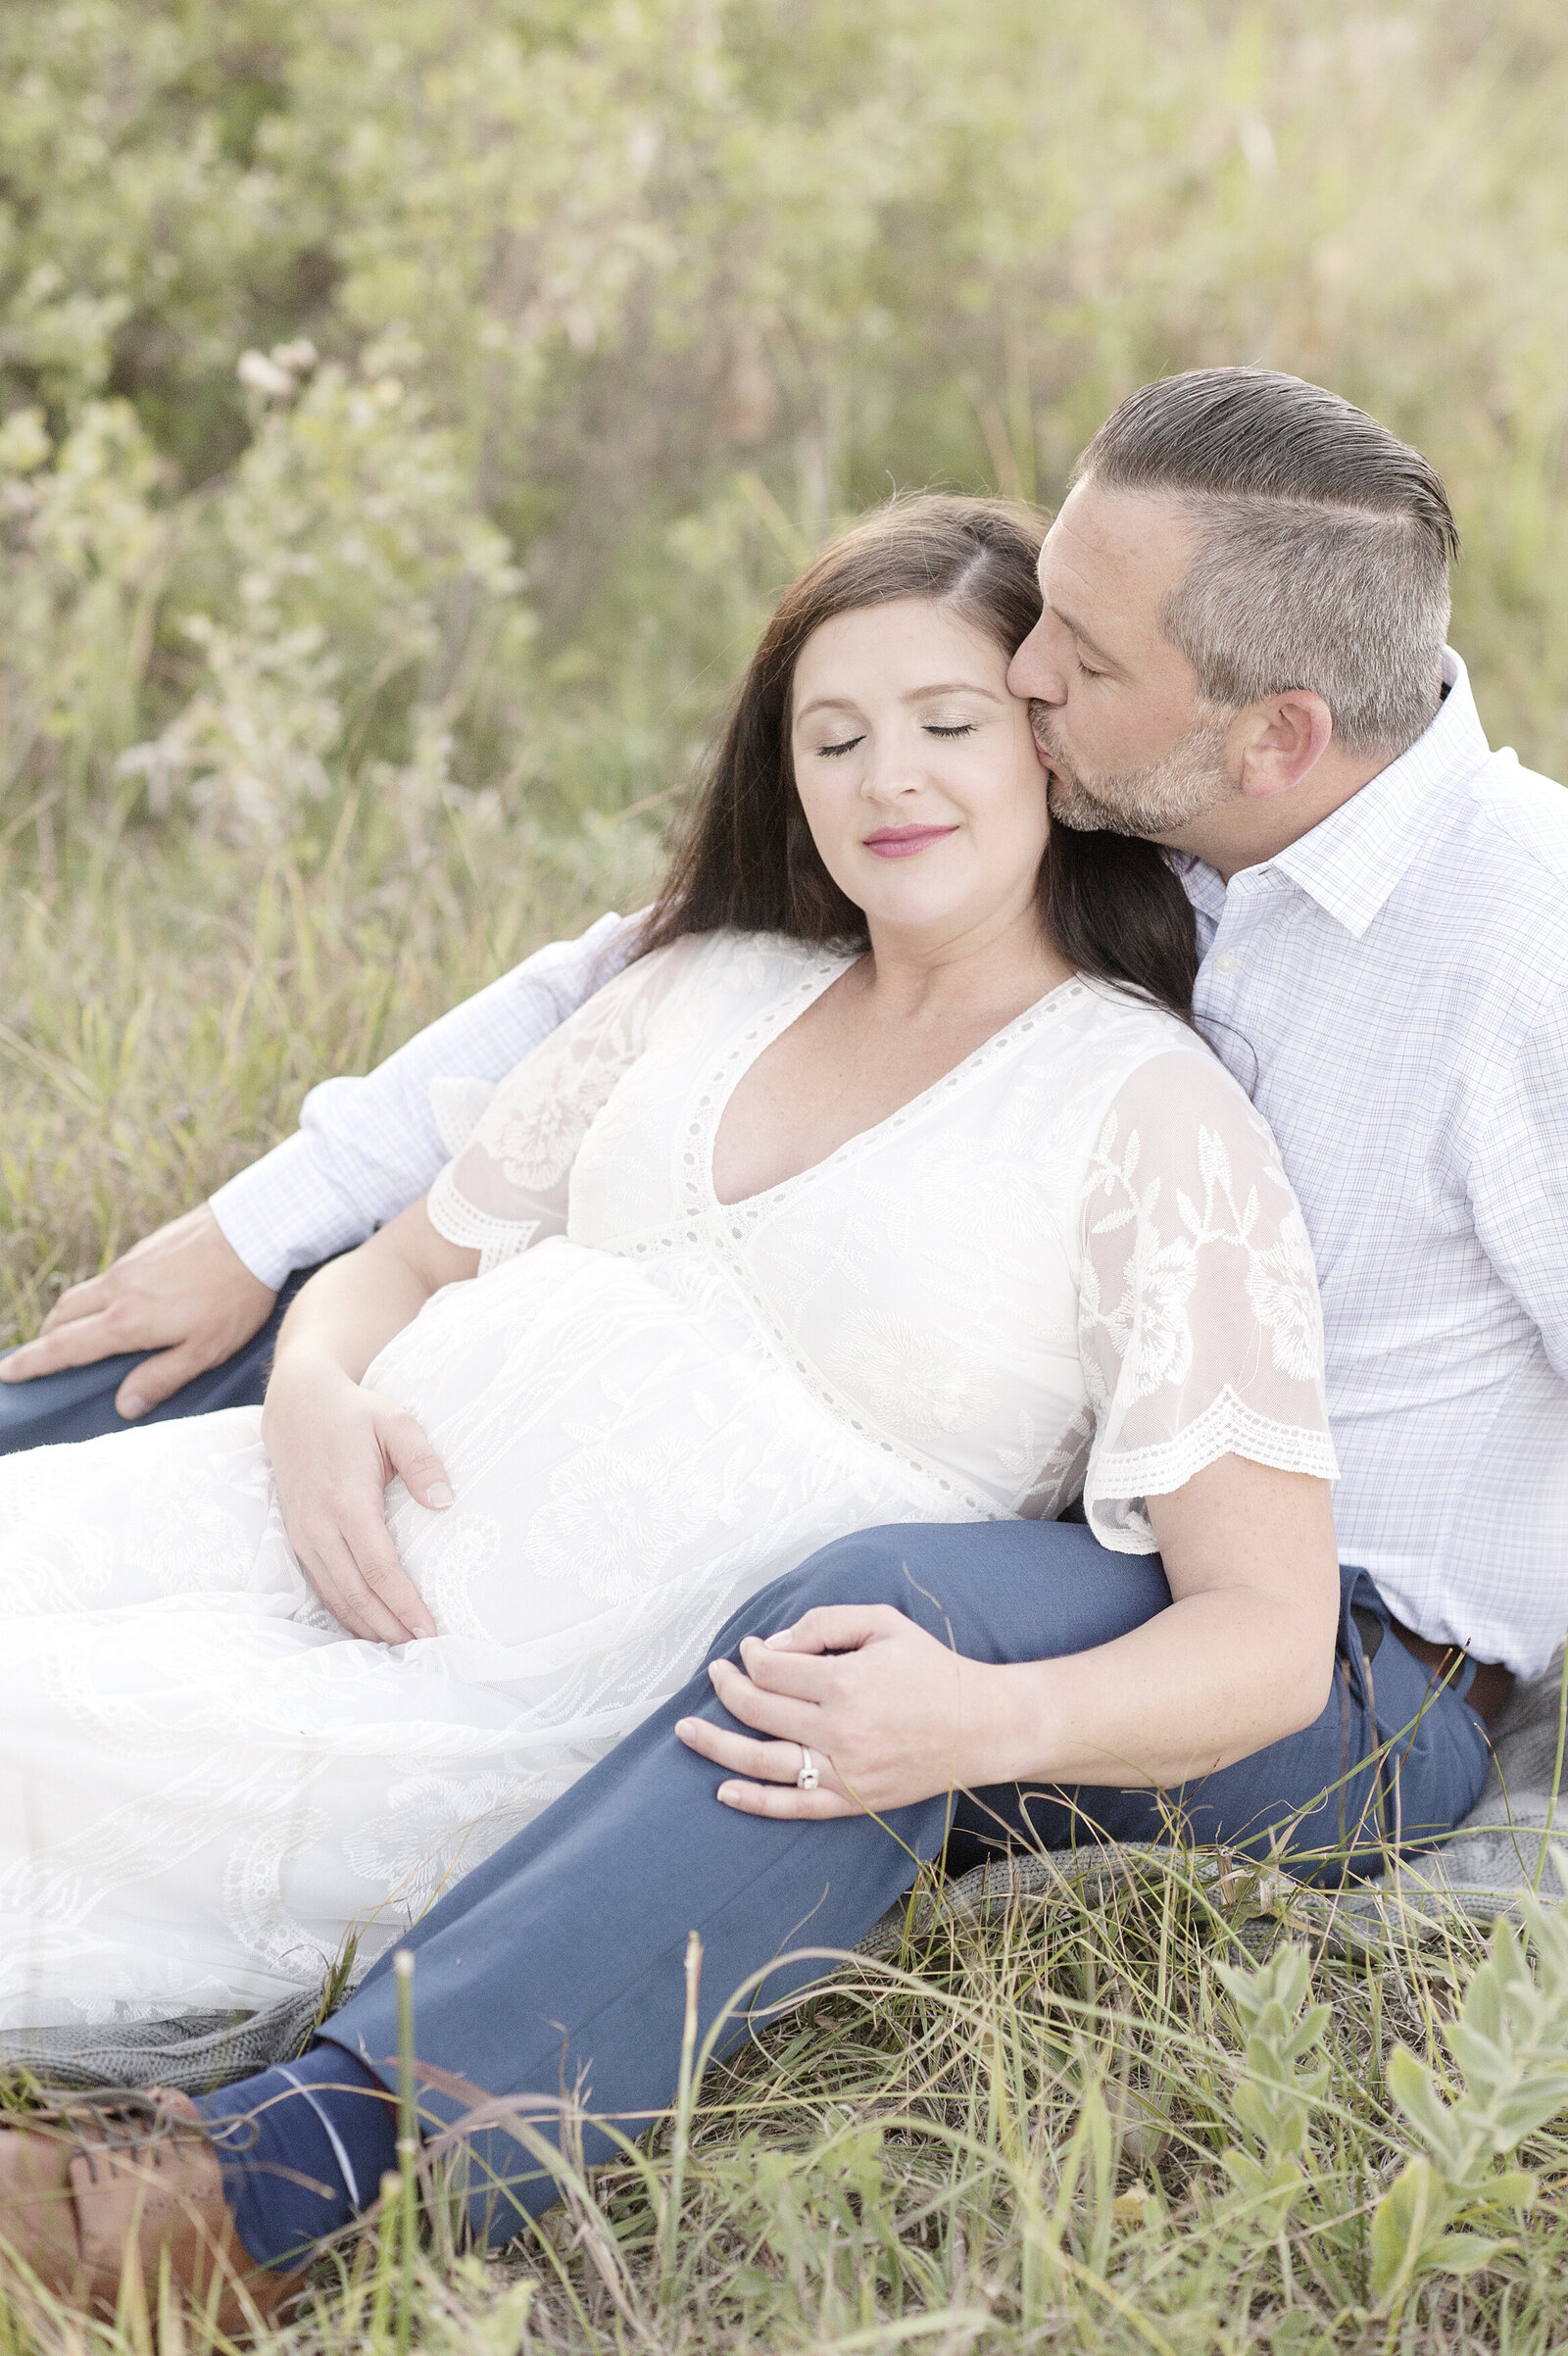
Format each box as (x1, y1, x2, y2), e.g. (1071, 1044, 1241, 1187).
(209, 1137, 376, 1292)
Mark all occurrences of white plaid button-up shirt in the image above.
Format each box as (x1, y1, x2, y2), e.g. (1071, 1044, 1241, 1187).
(211, 651, 1568, 1675)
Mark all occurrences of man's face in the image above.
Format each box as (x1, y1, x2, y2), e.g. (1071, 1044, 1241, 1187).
(1006, 480, 1241, 841)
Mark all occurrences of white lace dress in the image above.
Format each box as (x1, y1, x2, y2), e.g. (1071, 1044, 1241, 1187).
(0, 931, 1336, 2028)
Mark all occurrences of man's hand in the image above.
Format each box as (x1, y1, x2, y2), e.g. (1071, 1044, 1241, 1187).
(0, 1204, 278, 1418)
(262, 1358, 448, 1644)
(675, 1603, 998, 1818)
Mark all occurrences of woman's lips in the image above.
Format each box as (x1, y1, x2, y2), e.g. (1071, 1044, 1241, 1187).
(862, 824, 960, 859)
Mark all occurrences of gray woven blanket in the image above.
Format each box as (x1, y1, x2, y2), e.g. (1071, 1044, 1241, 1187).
(7, 1659, 1564, 2095)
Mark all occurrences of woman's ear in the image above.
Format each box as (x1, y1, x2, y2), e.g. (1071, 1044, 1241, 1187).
(1233, 691, 1334, 802)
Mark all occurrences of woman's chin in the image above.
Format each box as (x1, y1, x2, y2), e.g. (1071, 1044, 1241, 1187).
(856, 880, 1027, 951)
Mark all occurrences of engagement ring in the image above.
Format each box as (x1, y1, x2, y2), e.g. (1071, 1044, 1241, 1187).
(796, 1745, 819, 1792)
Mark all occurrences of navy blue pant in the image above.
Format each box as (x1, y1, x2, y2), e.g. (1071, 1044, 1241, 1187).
(202, 1523, 1494, 2266)
(0, 1268, 318, 1451)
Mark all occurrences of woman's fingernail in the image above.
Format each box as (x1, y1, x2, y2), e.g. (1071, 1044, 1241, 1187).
(676, 1718, 694, 1738)
(765, 1627, 795, 1648)
(121, 1394, 149, 1421)
(426, 1482, 455, 1508)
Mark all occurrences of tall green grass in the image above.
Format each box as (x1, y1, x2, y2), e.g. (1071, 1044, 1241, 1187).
(8, 1849, 1568, 2353)
(0, 800, 663, 1345)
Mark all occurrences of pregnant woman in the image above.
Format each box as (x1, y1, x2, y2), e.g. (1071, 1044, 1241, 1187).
(0, 495, 1337, 2033)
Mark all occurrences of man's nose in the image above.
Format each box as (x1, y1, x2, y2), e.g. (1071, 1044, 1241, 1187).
(1006, 620, 1067, 706)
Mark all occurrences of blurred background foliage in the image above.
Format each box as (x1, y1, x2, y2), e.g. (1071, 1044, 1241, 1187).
(5, 0, 1568, 857)
(4, 0, 1568, 1313)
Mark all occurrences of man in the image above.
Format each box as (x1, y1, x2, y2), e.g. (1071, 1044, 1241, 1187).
(5, 368, 1568, 2321)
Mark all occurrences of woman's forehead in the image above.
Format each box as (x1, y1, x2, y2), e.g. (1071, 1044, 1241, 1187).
(793, 599, 1009, 703)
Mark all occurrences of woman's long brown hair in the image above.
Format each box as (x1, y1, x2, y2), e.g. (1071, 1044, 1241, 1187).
(637, 494, 1199, 1019)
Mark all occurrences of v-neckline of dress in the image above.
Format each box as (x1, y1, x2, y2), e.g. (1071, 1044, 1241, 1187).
(701, 940, 1088, 1218)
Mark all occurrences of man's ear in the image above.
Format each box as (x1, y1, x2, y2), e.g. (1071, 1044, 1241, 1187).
(1233, 691, 1334, 802)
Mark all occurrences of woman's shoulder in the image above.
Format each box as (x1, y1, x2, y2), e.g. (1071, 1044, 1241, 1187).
(1031, 981, 1283, 1171)
(638, 925, 842, 973)
(1069, 989, 1297, 1206)
(1042, 978, 1220, 1095)
(663, 926, 852, 1001)
(607, 928, 849, 1042)
(595, 925, 797, 1001)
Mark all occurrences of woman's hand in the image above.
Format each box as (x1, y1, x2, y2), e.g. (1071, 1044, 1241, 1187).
(262, 1358, 451, 1644)
(676, 1603, 1000, 1817)
(680, 1460, 1339, 1817)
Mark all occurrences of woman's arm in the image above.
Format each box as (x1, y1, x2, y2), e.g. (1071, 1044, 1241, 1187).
(263, 938, 694, 1644)
(261, 1200, 477, 1644)
(995, 1453, 1339, 1788)
(676, 1453, 1340, 1817)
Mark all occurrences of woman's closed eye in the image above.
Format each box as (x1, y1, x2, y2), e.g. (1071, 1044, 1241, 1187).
(810, 717, 978, 757)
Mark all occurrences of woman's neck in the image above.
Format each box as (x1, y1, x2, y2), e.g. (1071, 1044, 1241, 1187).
(856, 906, 1075, 1026)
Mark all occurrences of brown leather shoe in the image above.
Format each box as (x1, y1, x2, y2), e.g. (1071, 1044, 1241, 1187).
(0, 2086, 310, 2335)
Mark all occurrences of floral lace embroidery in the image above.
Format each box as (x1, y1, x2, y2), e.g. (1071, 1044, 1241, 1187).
(0, 942, 1337, 2028)
(1078, 1050, 1338, 1548)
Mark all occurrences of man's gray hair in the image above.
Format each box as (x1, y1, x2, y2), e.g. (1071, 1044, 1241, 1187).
(1073, 368, 1458, 756)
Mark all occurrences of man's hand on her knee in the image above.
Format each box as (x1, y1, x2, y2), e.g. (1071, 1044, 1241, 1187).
(0, 1204, 277, 1418)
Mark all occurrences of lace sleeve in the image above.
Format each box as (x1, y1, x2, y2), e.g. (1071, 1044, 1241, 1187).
(1077, 1047, 1339, 1552)
(427, 937, 695, 1274)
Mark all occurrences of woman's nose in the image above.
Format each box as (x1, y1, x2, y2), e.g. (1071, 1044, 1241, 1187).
(858, 738, 927, 799)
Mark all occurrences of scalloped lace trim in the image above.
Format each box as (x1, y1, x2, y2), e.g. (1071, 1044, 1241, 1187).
(428, 1161, 538, 1276)
(1084, 1385, 1341, 1550)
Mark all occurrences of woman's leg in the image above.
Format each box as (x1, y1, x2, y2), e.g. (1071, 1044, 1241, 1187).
(202, 1517, 1491, 2264)
(0, 1405, 284, 1617)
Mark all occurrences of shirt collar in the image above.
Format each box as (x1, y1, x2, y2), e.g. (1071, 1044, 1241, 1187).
(1182, 650, 1494, 939)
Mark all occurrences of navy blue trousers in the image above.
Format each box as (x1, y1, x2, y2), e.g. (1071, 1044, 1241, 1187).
(201, 1523, 1494, 2266)
(0, 1269, 318, 1451)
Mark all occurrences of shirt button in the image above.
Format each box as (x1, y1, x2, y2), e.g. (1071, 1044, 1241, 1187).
(1212, 950, 1239, 975)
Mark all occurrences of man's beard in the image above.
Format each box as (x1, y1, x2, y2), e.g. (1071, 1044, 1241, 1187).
(1032, 708, 1237, 839)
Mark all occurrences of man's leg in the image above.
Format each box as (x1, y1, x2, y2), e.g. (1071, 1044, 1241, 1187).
(0, 1268, 318, 1453)
(197, 1519, 1493, 2265)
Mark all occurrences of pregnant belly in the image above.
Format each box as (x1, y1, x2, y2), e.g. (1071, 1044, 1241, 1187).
(362, 1239, 953, 1671)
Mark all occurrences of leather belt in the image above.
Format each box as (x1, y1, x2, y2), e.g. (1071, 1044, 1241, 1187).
(1389, 1616, 1515, 1727)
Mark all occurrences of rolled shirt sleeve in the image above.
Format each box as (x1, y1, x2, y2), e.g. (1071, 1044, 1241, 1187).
(209, 910, 642, 1289)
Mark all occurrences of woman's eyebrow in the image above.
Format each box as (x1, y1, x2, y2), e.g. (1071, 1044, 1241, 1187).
(794, 695, 863, 722)
(795, 680, 1004, 722)
(902, 680, 1005, 704)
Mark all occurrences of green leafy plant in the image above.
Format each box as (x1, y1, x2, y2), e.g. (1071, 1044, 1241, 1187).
(1213, 1943, 1332, 2246)
(1369, 1871, 1568, 2315)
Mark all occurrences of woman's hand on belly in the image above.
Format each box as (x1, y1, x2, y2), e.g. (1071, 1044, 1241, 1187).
(262, 1358, 450, 1644)
(678, 1604, 1001, 1817)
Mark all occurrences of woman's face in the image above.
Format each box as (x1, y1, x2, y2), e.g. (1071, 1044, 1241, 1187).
(790, 597, 1050, 951)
